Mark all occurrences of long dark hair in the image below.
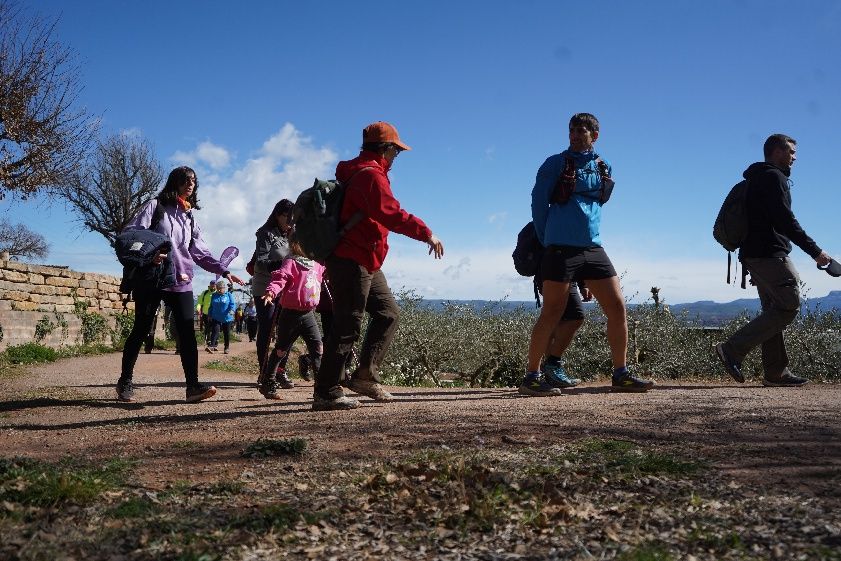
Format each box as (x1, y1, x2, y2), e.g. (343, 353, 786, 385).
(259, 199, 294, 231)
(157, 166, 201, 209)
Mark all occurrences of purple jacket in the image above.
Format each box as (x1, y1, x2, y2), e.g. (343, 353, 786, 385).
(126, 200, 227, 294)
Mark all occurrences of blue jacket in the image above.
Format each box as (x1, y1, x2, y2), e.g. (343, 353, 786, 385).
(209, 291, 236, 323)
(531, 149, 612, 248)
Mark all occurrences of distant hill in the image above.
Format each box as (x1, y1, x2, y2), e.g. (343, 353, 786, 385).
(420, 290, 841, 326)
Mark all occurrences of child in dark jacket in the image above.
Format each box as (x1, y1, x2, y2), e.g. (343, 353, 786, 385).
(258, 241, 326, 399)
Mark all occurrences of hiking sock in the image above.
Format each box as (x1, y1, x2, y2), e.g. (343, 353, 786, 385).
(545, 355, 562, 367)
(612, 366, 629, 382)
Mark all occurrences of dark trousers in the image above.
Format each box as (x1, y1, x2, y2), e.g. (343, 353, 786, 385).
(263, 309, 322, 378)
(315, 255, 400, 399)
(723, 256, 801, 379)
(122, 290, 200, 386)
(254, 297, 276, 371)
(209, 320, 231, 350)
(246, 317, 258, 341)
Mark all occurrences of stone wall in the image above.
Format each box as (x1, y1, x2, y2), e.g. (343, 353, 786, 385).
(0, 259, 133, 350)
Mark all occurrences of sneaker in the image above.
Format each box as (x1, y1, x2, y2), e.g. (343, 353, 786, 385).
(276, 368, 295, 389)
(258, 379, 283, 400)
(542, 362, 580, 388)
(715, 343, 744, 383)
(298, 355, 312, 381)
(611, 370, 655, 393)
(312, 394, 362, 411)
(205, 346, 214, 353)
(223, 348, 229, 354)
(116, 378, 135, 402)
(518, 372, 563, 396)
(186, 383, 217, 403)
(763, 370, 809, 387)
(346, 378, 394, 401)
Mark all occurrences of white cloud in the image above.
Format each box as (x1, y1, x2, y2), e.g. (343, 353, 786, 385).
(488, 212, 507, 224)
(172, 140, 232, 170)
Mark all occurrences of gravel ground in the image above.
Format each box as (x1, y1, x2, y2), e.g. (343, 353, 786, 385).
(1, 339, 840, 503)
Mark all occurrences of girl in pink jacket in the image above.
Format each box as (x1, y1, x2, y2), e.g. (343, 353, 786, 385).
(258, 241, 326, 398)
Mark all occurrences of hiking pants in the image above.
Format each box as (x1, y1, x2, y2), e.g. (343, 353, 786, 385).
(315, 255, 400, 400)
(254, 297, 276, 371)
(723, 257, 800, 379)
(122, 290, 200, 386)
(209, 319, 231, 350)
(263, 309, 322, 379)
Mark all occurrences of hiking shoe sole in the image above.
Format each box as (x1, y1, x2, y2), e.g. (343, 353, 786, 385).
(186, 386, 217, 403)
(715, 343, 745, 383)
(762, 378, 809, 387)
(312, 396, 362, 411)
(610, 384, 652, 393)
(518, 385, 563, 397)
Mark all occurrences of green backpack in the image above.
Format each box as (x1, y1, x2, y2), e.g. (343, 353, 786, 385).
(291, 168, 371, 263)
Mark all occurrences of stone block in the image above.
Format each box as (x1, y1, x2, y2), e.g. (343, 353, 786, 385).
(32, 285, 57, 296)
(1, 270, 28, 282)
(55, 287, 72, 296)
(28, 273, 45, 285)
(79, 280, 98, 289)
(45, 276, 77, 288)
(2, 290, 30, 302)
(75, 288, 86, 298)
(11, 301, 39, 312)
(54, 304, 73, 314)
(4, 261, 30, 272)
(59, 269, 83, 280)
(30, 264, 66, 276)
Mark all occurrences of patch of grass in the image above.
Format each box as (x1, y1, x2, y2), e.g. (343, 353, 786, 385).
(171, 440, 200, 450)
(3, 342, 58, 364)
(205, 479, 246, 496)
(561, 439, 703, 478)
(241, 437, 307, 458)
(230, 502, 323, 533)
(110, 496, 159, 519)
(617, 544, 676, 561)
(57, 343, 115, 358)
(204, 354, 257, 374)
(0, 457, 134, 507)
(0, 354, 29, 379)
(15, 386, 96, 402)
(152, 338, 177, 350)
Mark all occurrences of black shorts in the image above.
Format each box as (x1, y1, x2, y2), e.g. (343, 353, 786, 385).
(541, 245, 617, 283)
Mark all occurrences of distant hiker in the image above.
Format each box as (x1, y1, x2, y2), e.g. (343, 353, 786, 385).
(244, 298, 258, 342)
(258, 239, 326, 400)
(196, 280, 215, 343)
(313, 121, 444, 411)
(207, 279, 236, 354)
(521, 113, 654, 396)
(234, 305, 245, 333)
(252, 199, 294, 386)
(715, 134, 831, 387)
(117, 166, 244, 403)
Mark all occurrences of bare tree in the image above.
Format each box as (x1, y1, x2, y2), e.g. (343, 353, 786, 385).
(0, 0, 97, 199)
(60, 133, 163, 246)
(0, 217, 48, 259)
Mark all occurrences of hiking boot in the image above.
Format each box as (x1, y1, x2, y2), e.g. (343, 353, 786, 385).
(346, 378, 394, 402)
(763, 370, 809, 387)
(542, 362, 580, 388)
(116, 378, 135, 402)
(611, 370, 655, 393)
(186, 383, 217, 403)
(205, 346, 214, 353)
(518, 372, 563, 397)
(715, 343, 744, 383)
(258, 379, 283, 400)
(276, 368, 295, 389)
(298, 355, 312, 381)
(312, 394, 362, 411)
(223, 348, 229, 354)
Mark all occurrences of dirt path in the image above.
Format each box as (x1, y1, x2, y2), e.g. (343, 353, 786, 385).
(2, 340, 840, 503)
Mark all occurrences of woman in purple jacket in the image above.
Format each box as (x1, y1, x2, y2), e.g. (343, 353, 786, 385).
(117, 166, 243, 403)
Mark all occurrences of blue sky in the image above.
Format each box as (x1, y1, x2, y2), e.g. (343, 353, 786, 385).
(4, 0, 841, 304)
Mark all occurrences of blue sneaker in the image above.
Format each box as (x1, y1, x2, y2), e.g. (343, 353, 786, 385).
(518, 372, 563, 397)
(542, 362, 580, 388)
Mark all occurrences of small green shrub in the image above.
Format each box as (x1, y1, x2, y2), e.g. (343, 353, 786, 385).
(4, 342, 58, 364)
(241, 437, 307, 458)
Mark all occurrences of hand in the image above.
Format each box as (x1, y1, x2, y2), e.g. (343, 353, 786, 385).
(815, 251, 831, 267)
(580, 287, 593, 302)
(261, 293, 274, 306)
(152, 251, 167, 265)
(427, 234, 444, 259)
(225, 273, 244, 285)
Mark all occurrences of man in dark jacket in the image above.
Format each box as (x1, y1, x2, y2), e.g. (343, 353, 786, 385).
(716, 134, 831, 387)
(313, 121, 445, 411)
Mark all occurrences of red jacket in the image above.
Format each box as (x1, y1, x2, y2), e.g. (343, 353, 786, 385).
(333, 151, 432, 272)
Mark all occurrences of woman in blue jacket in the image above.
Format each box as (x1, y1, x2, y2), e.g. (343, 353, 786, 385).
(207, 279, 236, 353)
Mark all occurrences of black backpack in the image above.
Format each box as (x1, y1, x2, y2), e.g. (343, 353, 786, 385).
(291, 168, 372, 263)
(713, 179, 750, 286)
(512, 222, 545, 307)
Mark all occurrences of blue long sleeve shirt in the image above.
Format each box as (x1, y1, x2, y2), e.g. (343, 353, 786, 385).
(531, 149, 612, 248)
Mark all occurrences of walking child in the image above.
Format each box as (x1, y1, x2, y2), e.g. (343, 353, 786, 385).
(259, 239, 326, 400)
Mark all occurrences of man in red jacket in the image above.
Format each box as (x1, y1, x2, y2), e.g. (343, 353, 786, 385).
(313, 121, 445, 411)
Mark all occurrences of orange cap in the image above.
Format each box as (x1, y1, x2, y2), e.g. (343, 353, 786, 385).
(362, 121, 411, 151)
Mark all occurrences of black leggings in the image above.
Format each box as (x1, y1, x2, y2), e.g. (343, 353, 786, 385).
(209, 319, 230, 349)
(122, 290, 200, 386)
(262, 309, 322, 378)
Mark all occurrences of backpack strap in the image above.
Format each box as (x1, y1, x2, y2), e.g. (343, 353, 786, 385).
(338, 167, 375, 236)
(149, 199, 195, 249)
